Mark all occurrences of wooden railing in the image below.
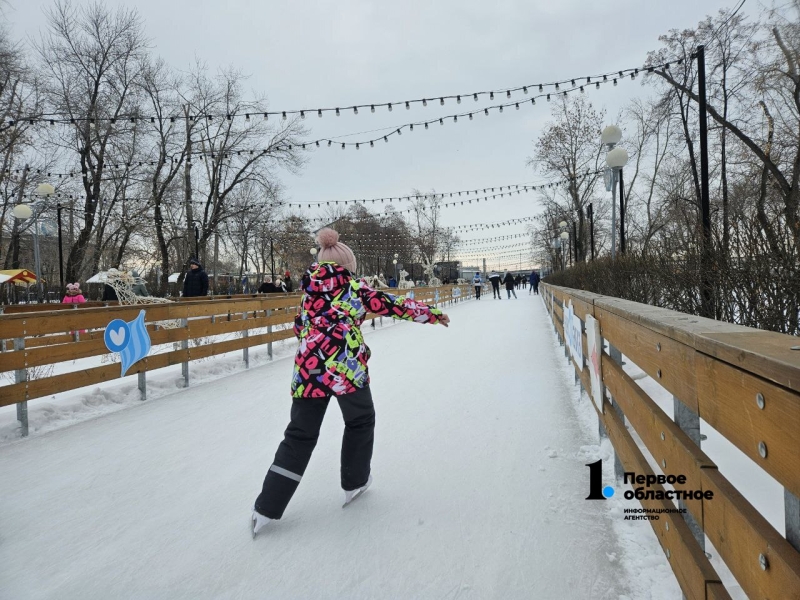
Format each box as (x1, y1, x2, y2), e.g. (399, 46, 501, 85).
(0, 285, 473, 435)
(541, 282, 800, 600)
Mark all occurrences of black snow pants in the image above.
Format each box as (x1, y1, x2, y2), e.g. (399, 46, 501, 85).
(475, 285, 481, 299)
(255, 386, 375, 519)
(491, 282, 500, 298)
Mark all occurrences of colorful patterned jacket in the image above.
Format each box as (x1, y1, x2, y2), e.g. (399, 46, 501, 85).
(291, 262, 443, 398)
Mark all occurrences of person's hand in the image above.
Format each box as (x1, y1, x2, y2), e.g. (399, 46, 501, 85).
(438, 314, 450, 327)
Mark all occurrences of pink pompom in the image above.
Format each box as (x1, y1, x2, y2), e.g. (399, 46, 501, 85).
(316, 228, 340, 249)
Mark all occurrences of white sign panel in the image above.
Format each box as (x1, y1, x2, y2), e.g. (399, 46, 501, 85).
(452, 287, 462, 298)
(565, 301, 583, 371)
(585, 314, 603, 412)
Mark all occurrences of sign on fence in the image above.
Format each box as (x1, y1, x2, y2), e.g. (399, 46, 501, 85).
(452, 287, 462, 298)
(565, 301, 583, 370)
(585, 314, 603, 412)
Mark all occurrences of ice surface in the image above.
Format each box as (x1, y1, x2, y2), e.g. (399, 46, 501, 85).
(0, 295, 679, 599)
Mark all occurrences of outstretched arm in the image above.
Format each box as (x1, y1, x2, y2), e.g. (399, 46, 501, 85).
(357, 283, 444, 325)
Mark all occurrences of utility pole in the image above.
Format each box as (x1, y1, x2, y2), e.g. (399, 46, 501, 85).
(183, 105, 194, 266)
(695, 44, 713, 318)
(588, 203, 595, 260)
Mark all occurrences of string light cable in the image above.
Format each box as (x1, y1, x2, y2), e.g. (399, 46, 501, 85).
(3, 58, 683, 131)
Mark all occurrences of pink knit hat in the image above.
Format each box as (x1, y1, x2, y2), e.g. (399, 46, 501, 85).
(316, 228, 357, 273)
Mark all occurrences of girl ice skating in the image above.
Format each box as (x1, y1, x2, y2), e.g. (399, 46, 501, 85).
(252, 228, 450, 536)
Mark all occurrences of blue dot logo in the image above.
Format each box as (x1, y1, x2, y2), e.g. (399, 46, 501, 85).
(602, 486, 615, 498)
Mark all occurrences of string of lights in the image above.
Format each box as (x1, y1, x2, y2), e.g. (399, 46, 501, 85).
(4, 59, 682, 129)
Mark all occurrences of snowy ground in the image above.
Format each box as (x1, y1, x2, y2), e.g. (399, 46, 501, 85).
(1, 293, 683, 599)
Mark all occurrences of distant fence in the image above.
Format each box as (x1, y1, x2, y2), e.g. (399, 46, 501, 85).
(0, 285, 472, 436)
(541, 282, 800, 600)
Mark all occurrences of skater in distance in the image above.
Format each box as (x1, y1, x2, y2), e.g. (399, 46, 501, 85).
(252, 228, 450, 536)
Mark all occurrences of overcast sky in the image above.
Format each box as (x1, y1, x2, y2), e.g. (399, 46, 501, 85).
(7, 0, 754, 269)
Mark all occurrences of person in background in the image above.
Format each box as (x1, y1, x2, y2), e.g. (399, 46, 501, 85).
(62, 282, 86, 304)
(530, 270, 540, 295)
(274, 277, 287, 293)
(284, 271, 293, 293)
(388, 276, 397, 288)
(488, 270, 502, 299)
(522, 275, 528, 289)
(472, 271, 483, 300)
(183, 259, 209, 297)
(514, 274, 522, 289)
(102, 269, 119, 303)
(258, 277, 277, 294)
(503, 271, 518, 299)
(130, 270, 150, 297)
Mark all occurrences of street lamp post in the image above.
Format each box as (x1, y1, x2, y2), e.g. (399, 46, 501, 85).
(393, 253, 399, 286)
(12, 202, 44, 302)
(587, 203, 595, 260)
(601, 125, 629, 259)
(560, 231, 569, 270)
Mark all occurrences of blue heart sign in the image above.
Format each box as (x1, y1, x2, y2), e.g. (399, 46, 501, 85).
(104, 310, 151, 376)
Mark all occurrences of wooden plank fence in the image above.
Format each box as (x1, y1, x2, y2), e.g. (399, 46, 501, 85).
(541, 281, 800, 600)
(0, 285, 472, 436)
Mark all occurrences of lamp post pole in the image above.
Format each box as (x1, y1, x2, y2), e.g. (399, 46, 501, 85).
(602, 126, 628, 260)
(587, 203, 595, 260)
(57, 203, 65, 291)
(618, 168, 626, 255)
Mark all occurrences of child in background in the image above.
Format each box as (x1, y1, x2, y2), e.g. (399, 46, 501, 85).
(62, 283, 86, 304)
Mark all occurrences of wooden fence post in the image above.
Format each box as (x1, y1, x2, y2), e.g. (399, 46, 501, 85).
(180, 318, 189, 387)
(607, 343, 625, 481)
(786, 489, 800, 553)
(267, 308, 273, 360)
(138, 371, 146, 401)
(242, 310, 250, 368)
(673, 397, 706, 551)
(14, 337, 28, 437)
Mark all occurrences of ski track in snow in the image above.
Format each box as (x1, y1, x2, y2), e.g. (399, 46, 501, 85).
(0, 294, 681, 599)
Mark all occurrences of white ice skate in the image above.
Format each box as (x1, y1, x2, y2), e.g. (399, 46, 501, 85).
(343, 474, 373, 508)
(251, 508, 272, 538)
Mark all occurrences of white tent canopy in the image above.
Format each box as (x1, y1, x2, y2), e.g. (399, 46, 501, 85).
(86, 272, 108, 283)
(0, 273, 12, 284)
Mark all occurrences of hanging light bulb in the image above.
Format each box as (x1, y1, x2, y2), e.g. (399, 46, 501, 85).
(547, 94, 551, 102)
(245, 113, 250, 120)
(490, 92, 494, 100)
(469, 113, 473, 120)
(499, 106, 503, 113)
(356, 143, 359, 150)
(596, 82, 600, 89)
(440, 97, 444, 105)
(531, 98, 536, 105)
(453, 115, 457, 122)
(457, 95, 461, 104)
(370, 140, 374, 147)
(397, 128, 402, 135)
(388, 103, 393, 111)
(336, 108, 340, 116)
(318, 109, 323, 118)
(384, 136, 388, 142)
(424, 122, 429, 129)
(484, 108, 489, 115)
(300, 111, 305, 118)
(282, 111, 287, 119)
(327, 140, 332, 146)
(515, 103, 520, 109)
(315, 140, 320, 147)
(410, 123, 414, 131)
(555, 83, 560, 91)
(523, 86, 528, 94)
(422, 99, 427, 107)
(353, 106, 358, 114)
(439, 118, 444, 125)
(341, 143, 345, 149)
(580, 86, 585, 93)
(473, 93, 478, 101)
(613, 79, 618, 86)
